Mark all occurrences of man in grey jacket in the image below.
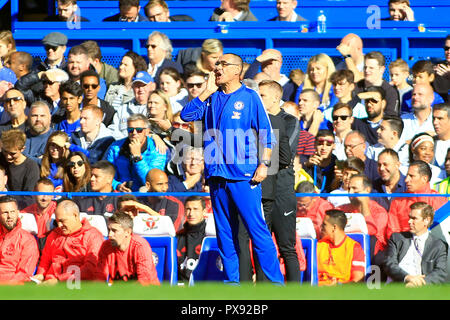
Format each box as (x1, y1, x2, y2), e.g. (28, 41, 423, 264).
(384, 202, 448, 287)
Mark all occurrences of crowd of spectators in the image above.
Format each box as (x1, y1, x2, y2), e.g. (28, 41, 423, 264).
(0, 0, 448, 286)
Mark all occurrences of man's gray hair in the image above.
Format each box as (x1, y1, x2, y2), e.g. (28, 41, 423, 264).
(148, 31, 173, 59)
(127, 113, 151, 128)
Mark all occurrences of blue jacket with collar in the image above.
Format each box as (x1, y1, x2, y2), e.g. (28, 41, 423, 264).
(105, 135, 167, 191)
(180, 84, 275, 181)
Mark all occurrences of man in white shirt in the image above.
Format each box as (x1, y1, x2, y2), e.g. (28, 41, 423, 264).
(401, 83, 436, 143)
(367, 115, 409, 168)
(384, 202, 448, 287)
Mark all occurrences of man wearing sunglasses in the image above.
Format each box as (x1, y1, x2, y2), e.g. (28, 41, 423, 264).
(106, 114, 167, 193)
(352, 86, 387, 145)
(0, 89, 29, 136)
(146, 31, 183, 84)
(181, 53, 284, 285)
(35, 32, 68, 72)
(80, 70, 116, 127)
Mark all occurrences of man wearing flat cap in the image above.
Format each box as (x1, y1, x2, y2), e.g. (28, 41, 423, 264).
(35, 32, 69, 73)
(351, 86, 387, 145)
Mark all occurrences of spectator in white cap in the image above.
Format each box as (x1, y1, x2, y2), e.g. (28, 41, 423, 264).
(108, 71, 156, 140)
(40, 68, 69, 116)
(36, 32, 69, 72)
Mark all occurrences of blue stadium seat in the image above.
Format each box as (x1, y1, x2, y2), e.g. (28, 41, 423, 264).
(133, 214, 178, 285)
(144, 236, 178, 285)
(296, 217, 318, 285)
(189, 236, 225, 285)
(300, 238, 318, 285)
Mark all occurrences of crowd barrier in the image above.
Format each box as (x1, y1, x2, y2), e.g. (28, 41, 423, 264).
(6, 190, 450, 285)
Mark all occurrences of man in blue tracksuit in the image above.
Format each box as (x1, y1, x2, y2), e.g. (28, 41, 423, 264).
(180, 53, 284, 285)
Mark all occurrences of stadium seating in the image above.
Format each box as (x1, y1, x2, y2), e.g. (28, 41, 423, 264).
(18, 212, 38, 236)
(344, 213, 371, 277)
(133, 214, 178, 285)
(189, 236, 225, 285)
(296, 217, 318, 285)
(80, 212, 109, 238)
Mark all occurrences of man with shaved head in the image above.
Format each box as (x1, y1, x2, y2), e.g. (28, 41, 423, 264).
(245, 49, 297, 101)
(336, 33, 365, 82)
(181, 53, 284, 284)
(141, 168, 185, 231)
(401, 83, 436, 142)
(34, 199, 104, 285)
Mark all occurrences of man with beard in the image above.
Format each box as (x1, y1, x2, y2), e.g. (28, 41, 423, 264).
(95, 212, 160, 286)
(401, 83, 436, 143)
(372, 149, 407, 211)
(337, 174, 388, 265)
(21, 178, 56, 251)
(24, 101, 55, 163)
(141, 168, 184, 232)
(352, 86, 387, 145)
(0, 195, 39, 284)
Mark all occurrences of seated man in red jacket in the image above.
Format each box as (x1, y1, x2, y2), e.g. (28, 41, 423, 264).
(21, 178, 57, 251)
(296, 181, 334, 238)
(337, 174, 388, 265)
(33, 199, 104, 285)
(95, 212, 160, 286)
(0, 195, 39, 284)
(387, 160, 448, 240)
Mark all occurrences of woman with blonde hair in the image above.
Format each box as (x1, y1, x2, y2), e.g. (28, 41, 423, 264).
(196, 39, 223, 74)
(40, 131, 71, 191)
(0, 30, 16, 68)
(295, 53, 338, 120)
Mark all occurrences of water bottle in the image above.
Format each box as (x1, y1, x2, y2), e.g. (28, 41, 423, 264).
(317, 10, 327, 33)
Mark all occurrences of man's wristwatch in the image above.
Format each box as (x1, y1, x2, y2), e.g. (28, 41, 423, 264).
(343, 54, 352, 60)
(131, 155, 142, 163)
(261, 160, 271, 167)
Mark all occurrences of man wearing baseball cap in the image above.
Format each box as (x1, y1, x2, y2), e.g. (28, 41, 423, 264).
(36, 32, 68, 72)
(351, 86, 387, 145)
(108, 71, 156, 140)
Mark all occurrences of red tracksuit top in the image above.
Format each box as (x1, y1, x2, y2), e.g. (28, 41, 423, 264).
(95, 234, 160, 286)
(21, 201, 56, 238)
(0, 219, 39, 284)
(37, 218, 103, 281)
(337, 200, 388, 255)
(387, 185, 447, 240)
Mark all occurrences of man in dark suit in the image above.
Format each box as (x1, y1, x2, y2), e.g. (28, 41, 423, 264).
(144, 0, 194, 22)
(268, 0, 306, 22)
(102, 0, 149, 22)
(145, 31, 183, 84)
(384, 202, 448, 287)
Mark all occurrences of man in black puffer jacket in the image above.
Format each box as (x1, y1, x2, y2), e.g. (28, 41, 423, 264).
(176, 195, 207, 283)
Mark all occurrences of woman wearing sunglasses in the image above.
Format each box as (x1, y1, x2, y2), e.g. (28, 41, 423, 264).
(158, 67, 189, 114)
(104, 51, 147, 112)
(40, 131, 71, 191)
(63, 151, 92, 192)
